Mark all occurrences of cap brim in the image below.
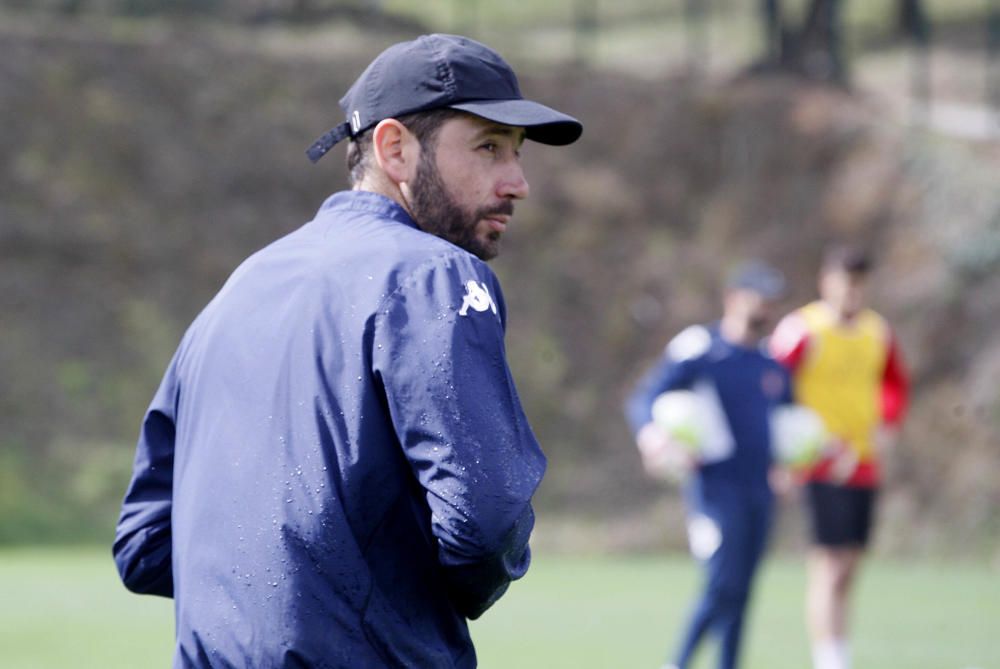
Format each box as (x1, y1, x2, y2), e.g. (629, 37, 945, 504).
(448, 98, 583, 146)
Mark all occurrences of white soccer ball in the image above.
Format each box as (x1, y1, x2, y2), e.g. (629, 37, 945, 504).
(651, 390, 706, 453)
(770, 404, 828, 469)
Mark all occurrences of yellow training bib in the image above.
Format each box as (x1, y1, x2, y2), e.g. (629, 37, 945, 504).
(794, 302, 888, 460)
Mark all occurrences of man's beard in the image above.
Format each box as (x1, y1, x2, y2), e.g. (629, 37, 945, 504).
(747, 314, 771, 339)
(409, 155, 513, 261)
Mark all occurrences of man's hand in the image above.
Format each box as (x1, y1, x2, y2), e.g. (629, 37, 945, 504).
(636, 422, 696, 482)
(826, 439, 860, 485)
(873, 424, 900, 456)
(768, 465, 798, 499)
(873, 423, 900, 477)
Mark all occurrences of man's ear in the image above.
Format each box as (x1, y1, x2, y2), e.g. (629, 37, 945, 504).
(371, 118, 420, 186)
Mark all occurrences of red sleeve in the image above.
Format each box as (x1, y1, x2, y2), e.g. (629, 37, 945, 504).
(769, 313, 810, 373)
(881, 332, 909, 426)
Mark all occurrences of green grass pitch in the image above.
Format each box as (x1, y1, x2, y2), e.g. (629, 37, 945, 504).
(1, 547, 996, 668)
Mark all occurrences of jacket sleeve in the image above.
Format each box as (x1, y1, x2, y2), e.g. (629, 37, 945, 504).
(112, 348, 181, 598)
(372, 254, 546, 620)
(624, 325, 706, 435)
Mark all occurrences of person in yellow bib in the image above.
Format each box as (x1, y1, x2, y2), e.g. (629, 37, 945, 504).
(770, 246, 909, 669)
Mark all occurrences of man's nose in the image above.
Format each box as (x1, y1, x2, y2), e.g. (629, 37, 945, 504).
(498, 161, 530, 201)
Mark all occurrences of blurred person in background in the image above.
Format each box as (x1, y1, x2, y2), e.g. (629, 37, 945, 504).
(112, 34, 581, 668)
(626, 261, 793, 669)
(770, 245, 909, 669)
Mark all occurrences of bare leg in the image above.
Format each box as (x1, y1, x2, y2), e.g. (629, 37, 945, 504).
(807, 546, 863, 669)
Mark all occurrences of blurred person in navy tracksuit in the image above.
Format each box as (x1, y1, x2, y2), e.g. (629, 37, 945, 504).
(626, 262, 793, 669)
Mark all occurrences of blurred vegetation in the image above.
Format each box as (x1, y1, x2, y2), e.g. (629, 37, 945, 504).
(0, 2, 998, 558)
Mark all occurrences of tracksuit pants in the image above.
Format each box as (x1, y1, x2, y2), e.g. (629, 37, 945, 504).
(673, 478, 774, 669)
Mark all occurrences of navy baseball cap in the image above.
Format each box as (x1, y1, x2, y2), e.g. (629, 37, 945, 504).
(306, 34, 583, 163)
(725, 261, 787, 299)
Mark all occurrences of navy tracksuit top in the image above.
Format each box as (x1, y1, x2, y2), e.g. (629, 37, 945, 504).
(113, 191, 546, 668)
(625, 324, 792, 492)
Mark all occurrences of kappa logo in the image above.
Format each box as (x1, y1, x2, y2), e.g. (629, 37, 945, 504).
(459, 280, 498, 317)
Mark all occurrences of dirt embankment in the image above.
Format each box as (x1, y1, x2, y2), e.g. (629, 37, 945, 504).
(2, 17, 997, 556)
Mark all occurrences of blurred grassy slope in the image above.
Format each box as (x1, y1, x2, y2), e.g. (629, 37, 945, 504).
(0, 14, 997, 556)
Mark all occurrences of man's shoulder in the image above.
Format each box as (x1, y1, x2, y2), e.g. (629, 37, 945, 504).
(665, 324, 716, 362)
(387, 239, 495, 293)
(857, 307, 889, 330)
(367, 236, 504, 329)
(793, 300, 827, 325)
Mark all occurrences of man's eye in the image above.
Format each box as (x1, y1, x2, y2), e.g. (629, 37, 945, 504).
(479, 142, 498, 153)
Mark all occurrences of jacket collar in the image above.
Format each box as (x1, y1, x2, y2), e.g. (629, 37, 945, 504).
(317, 190, 419, 230)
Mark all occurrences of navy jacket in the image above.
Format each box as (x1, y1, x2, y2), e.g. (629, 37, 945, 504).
(114, 191, 546, 668)
(625, 324, 791, 493)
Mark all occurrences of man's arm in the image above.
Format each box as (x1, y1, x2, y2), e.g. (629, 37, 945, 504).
(373, 255, 545, 619)
(874, 330, 910, 456)
(881, 331, 909, 427)
(112, 351, 181, 598)
(769, 312, 810, 374)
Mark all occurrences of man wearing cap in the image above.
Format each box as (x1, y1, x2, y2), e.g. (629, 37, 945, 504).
(625, 261, 793, 669)
(113, 34, 581, 668)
